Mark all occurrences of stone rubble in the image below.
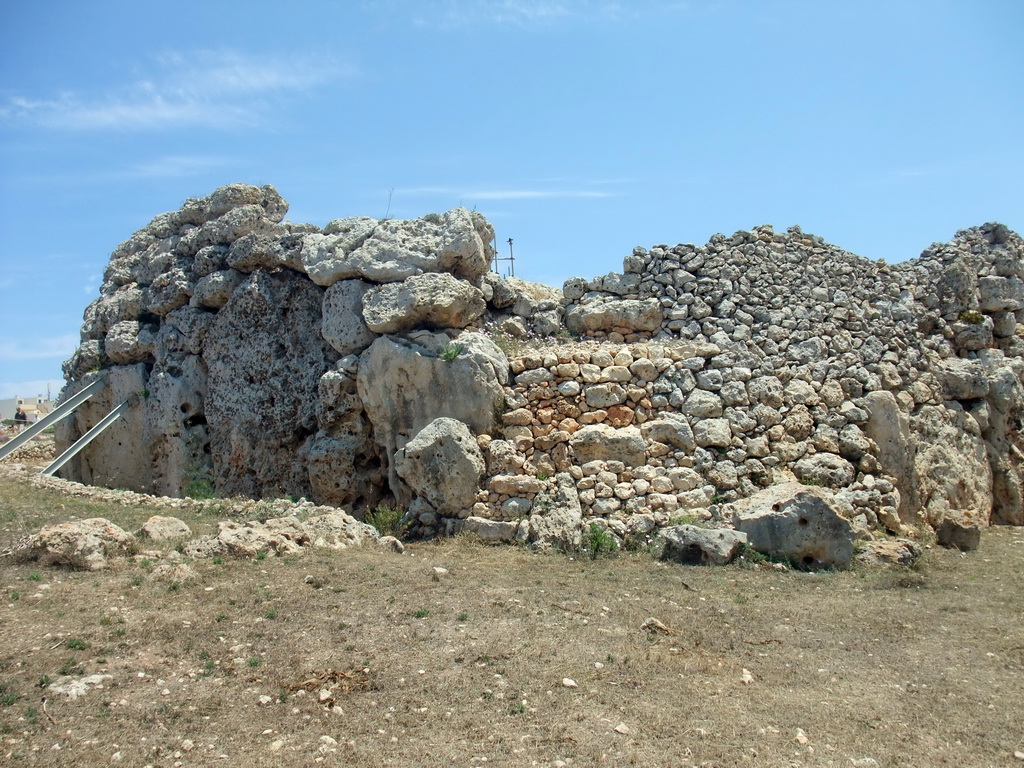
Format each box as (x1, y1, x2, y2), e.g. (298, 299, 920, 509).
(48, 184, 1024, 567)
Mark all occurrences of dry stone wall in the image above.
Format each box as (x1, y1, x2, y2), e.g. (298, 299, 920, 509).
(56, 184, 1024, 551)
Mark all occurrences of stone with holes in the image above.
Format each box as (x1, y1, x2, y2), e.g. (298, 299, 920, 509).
(657, 524, 748, 566)
(730, 482, 855, 569)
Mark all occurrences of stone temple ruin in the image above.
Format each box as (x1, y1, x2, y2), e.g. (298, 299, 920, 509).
(55, 183, 1024, 560)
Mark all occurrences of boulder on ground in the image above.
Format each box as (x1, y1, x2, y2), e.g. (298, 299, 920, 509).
(854, 539, 922, 567)
(303, 511, 379, 549)
(140, 516, 192, 541)
(459, 516, 520, 543)
(730, 482, 856, 569)
(18, 518, 136, 570)
(214, 516, 310, 558)
(526, 473, 583, 552)
(394, 417, 485, 515)
(657, 524, 748, 566)
(934, 517, 982, 551)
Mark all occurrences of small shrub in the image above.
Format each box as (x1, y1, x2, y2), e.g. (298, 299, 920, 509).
(184, 476, 217, 500)
(413, 609, 430, 619)
(440, 342, 464, 362)
(585, 524, 618, 560)
(66, 638, 88, 651)
(365, 504, 405, 537)
(264, 609, 277, 620)
(28, 573, 41, 583)
(958, 310, 984, 324)
(457, 612, 469, 622)
(246, 658, 262, 668)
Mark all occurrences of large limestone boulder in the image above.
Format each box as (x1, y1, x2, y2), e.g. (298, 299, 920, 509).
(303, 511, 379, 549)
(203, 271, 337, 500)
(321, 279, 377, 356)
(657, 525, 748, 566)
(300, 208, 492, 287)
(104, 320, 155, 365)
(565, 297, 663, 334)
(361, 272, 486, 334)
(357, 330, 508, 496)
(459, 516, 521, 542)
(910, 404, 992, 527)
(144, 354, 209, 498)
(394, 418, 485, 514)
(526, 473, 583, 552)
(793, 452, 856, 488)
(730, 483, 856, 569)
(569, 424, 646, 466)
(17, 519, 136, 571)
(139, 516, 192, 541)
(862, 390, 919, 523)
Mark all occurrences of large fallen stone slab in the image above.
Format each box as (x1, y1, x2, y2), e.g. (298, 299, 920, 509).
(657, 524, 748, 566)
(730, 483, 856, 569)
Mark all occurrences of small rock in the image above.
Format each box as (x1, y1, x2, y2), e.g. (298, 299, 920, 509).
(639, 617, 674, 635)
(740, 669, 754, 685)
(613, 722, 631, 735)
(561, 678, 577, 688)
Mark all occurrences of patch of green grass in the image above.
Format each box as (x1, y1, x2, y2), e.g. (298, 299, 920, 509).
(66, 638, 88, 651)
(457, 612, 469, 622)
(585, 523, 618, 560)
(440, 342, 464, 362)
(28, 572, 41, 582)
(8, 591, 19, 601)
(184, 476, 217, 500)
(365, 504, 406, 537)
(264, 609, 277, 619)
(255, 551, 267, 561)
(413, 609, 430, 619)
(246, 658, 262, 668)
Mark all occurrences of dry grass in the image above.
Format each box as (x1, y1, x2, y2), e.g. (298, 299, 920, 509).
(1, 472, 1023, 767)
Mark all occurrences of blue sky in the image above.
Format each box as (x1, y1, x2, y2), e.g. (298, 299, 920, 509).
(1, 0, 1021, 399)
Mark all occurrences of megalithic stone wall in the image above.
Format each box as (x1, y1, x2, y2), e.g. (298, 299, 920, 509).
(57, 184, 1024, 549)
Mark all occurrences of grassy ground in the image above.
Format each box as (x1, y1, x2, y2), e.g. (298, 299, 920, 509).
(1, 471, 1023, 767)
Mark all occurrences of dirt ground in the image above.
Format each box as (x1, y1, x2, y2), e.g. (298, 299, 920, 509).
(1, 469, 1023, 768)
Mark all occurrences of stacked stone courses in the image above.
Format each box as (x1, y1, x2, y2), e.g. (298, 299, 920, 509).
(55, 184, 1024, 552)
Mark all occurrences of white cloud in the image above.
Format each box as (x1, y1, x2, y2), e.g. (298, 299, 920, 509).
(0, 335, 78, 362)
(1, 50, 355, 131)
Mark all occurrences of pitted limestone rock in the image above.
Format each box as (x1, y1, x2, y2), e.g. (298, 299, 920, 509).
(394, 417, 485, 515)
(730, 483, 856, 569)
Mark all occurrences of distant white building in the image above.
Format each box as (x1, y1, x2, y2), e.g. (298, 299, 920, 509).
(0, 395, 57, 423)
